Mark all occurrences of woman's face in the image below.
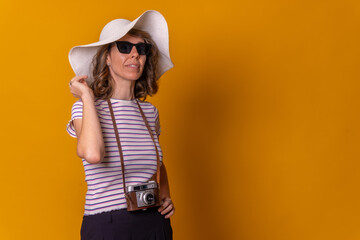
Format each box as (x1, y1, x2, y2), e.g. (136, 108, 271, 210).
(107, 34, 147, 82)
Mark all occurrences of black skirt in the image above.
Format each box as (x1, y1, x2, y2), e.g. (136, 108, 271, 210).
(80, 207, 172, 240)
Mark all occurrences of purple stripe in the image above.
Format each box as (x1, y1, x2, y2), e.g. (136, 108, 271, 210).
(100, 157, 162, 161)
(103, 136, 156, 139)
(93, 161, 157, 167)
(72, 110, 82, 115)
(87, 172, 152, 182)
(103, 109, 144, 114)
(100, 160, 158, 164)
(109, 146, 160, 150)
(85, 170, 122, 177)
(102, 132, 156, 136)
(98, 116, 155, 123)
(87, 180, 141, 187)
(103, 154, 159, 158)
(104, 140, 155, 143)
(95, 101, 152, 107)
(85, 197, 126, 206)
(90, 174, 150, 181)
(87, 173, 122, 181)
(85, 168, 155, 181)
(87, 187, 124, 196)
(85, 166, 120, 171)
(104, 143, 157, 147)
(110, 102, 152, 107)
(107, 110, 153, 119)
(101, 126, 147, 130)
(101, 122, 150, 127)
(73, 103, 83, 107)
(86, 192, 124, 201)
(88, 181, 123, 189)
(111, 109, 154, 115)
(66, 128, 75, 137)
(104, 145, 161, 150)
(125, 169, 155, 173)
(105, 149, 156, 153)
(104, 153, 158, 157)
(84, 164, 153, 177)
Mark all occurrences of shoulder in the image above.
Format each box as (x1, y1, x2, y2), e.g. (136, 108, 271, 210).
(71, 99, 83, 108)
(138, 100, 159, 115)
(138, 99, 153, 107)
(70, 99, 83, 115)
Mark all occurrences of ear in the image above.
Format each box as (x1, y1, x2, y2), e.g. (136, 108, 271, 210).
(106, 54, 111, 66)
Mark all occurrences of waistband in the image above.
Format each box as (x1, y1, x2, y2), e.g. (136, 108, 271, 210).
(83, 207, 160, 224)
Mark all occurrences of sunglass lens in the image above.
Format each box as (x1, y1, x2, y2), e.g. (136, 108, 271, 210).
(136, 43, 150, 55)
(117, 42, 133, 54)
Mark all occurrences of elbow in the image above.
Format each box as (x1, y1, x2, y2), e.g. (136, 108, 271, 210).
(77, 148, 104, 164)
(84, 154, 103, 164)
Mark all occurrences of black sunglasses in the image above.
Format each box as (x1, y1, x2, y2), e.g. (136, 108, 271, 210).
(115, 41, 152, 55)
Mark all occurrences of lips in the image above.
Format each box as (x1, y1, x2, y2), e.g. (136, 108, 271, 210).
(125, 63, 140, 68)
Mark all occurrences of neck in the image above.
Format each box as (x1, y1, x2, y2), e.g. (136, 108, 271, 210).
(111, 79, 136, 100)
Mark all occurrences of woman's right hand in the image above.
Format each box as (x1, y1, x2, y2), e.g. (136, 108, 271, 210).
(69, 75, 93, 99)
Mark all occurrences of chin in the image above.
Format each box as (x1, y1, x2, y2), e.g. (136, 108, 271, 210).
(127, 74, 143, 81)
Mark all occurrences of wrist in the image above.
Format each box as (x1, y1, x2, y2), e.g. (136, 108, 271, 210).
(81, 90, 95, 102)
(161, 196, 171, 201)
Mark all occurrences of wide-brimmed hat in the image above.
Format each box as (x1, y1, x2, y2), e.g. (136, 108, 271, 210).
(68, 10, 173, 83)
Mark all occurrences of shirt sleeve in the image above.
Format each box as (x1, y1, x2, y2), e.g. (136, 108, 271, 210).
(154, 106, 161, 137)
(66, 99, 83, 138)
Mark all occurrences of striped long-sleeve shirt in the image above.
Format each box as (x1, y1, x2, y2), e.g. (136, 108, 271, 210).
(66, 98, 163, 216)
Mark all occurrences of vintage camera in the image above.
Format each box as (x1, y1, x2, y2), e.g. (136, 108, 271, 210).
(127, 180, 160, 211)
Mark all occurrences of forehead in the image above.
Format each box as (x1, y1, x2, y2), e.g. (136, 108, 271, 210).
(117, 34, 144, 43)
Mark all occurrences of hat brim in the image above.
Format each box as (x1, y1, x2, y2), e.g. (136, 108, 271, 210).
(68, 10, 173, 83)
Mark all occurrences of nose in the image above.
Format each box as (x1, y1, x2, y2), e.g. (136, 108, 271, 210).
(129, 46, 139, 58)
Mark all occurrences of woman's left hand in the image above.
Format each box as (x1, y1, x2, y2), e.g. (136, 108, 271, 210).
(158, 197, 175, 219)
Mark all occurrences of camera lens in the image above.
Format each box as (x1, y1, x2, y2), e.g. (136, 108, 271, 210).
(144, 193, 154, 204)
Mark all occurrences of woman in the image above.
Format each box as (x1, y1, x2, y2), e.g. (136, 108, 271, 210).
(66, 10, 174, 239)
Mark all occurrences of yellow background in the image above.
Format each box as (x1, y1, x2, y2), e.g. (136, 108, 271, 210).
(1, 0, 360, 239)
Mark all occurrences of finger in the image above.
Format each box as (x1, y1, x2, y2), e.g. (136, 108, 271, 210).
(70, 75, 88, 84)
(158, 199, 171, 212)
(160, 203, 173, 215)
(82, 80, 89, 87)
(165, 209, 175, 219)
(71, 75, 88, 81)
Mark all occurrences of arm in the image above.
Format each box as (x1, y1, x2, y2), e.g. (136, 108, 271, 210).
(159, 163, 171, 200)
(153, 107, 174, 218)
(158, 162, 175, 218)
(70, 75, 105, 164)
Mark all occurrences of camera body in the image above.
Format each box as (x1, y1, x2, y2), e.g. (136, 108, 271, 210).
(126, 181, 160, 211)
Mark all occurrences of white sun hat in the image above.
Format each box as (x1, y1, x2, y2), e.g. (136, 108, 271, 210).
(68, 10, 174, 83)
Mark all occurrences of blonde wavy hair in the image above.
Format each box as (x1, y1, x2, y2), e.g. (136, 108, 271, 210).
(90, 28, 159, 100)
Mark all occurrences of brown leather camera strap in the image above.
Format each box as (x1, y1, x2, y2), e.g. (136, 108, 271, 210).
(135, 100, 161, 185)
(107, 99, 161, 196)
